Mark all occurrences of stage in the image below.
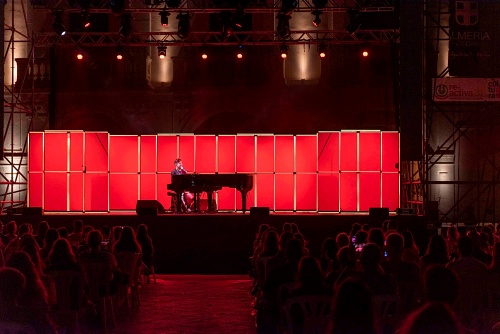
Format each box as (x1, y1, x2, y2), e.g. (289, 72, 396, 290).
(4, 212, 428, 274)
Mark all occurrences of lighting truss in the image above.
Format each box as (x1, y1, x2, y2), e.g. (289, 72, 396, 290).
(33, 29, 399, 47)
(32, 0, 396, 14)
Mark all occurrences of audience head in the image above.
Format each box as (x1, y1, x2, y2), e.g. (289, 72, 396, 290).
(114, 226, 141, 253)
(398, 302, 463, 334)
(337, 246, 356, 269)
(101, 225, 111, 239)
(279, 232, 293, 251)
(72, 219, 84, 233)
(350, 223, 361, 237)
(386, 233, 404, 258)
(5, 221, 17, 236)
(481, 225, 494, 246)
(18, 223, 32, 237)
(446, 226, 459, 241)
(290, 223, 299, 234)
(0, 267, 26, 305)
(112, 226, 123, 241)
(362, 224, 371, 232)
(426, 235, 448, 260)
(479, 232, 490, 250)
(86, 230, 104, 250)
(136, 224, 149, 239)
(367, 228, 385, 249)
(282, 222, 292, 234)
(424, 265, 459, 305)
(360, 243, 381, 272)
(57, 227, 69, 239)
(402, 230, 417, 249)
(330, 278, 376, 334)
(261, 229, 279, 256)
(285, 238, 303, 264)
(457, 236, 473, 258)
(321, 237, 338, 262)
(355, 230, 368, 245)
(37, 221, 49, 238)
(387, 219, 398, 232)
(336, 233, 350, 249)
(18, 235, 42, 272)
(296, 256, 323, 288)
(49, 238, 76, 267)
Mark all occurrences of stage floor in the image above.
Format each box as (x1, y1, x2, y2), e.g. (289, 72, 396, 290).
(5, 212, 427, 274)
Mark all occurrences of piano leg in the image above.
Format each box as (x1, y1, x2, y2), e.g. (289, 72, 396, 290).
(240, 190, 247, 213)
(207, 192, 214, 212)
(176, 192, 182, 213)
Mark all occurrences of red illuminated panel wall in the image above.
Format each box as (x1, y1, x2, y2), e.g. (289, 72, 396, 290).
(27, 131, 400, 213)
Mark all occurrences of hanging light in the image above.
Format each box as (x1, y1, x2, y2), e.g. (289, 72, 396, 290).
(177, 12, 191, 39)
(157, 45, 167, 59)
(276, 13, 291, 39)
(116, 45, 124, 60)
(160, 11, 170, 27)
(318, 43, 327, 58)
(346, 9, 361, 34)
(280, 44, 289, 59)
(52, 11, 66, 36)
(312, 10, 322, 27)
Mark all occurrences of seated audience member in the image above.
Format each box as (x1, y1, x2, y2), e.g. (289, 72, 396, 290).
(330, 246, 358, 290)
(113, 226, 142, 255)
(320, 237, 340, 277)
(253, 224, 270, 252)
(40, 228, 60, 263)
(100, 226, 112, 252)
(290, 223, 300, 234)
(35, 221, 50, 248)
(3, 223, 33, 258)
(79, 230, 118, 296)
(0, 221, 7, 246)
(354, 230, 368, 248)
(419, 235, 449, 275)
(362, 224, 371, 232)
(77, 225, 95, 254)
(266, 231, 293, 278)
(349, 223, 362, 242)
(401, 230, 421, 264)
(136, 224, 155, 280)
(359, 243, 397, 296)
(424, 265, 459, 306)
(335, 232, 350, 249)
(289, 256, 330, 298)
(112, 226, 123, 246)
(467, 229, 492, 266)
(57, 227, 69, 240)
(0, 267, 56, 333)
(446, 226, 460, 261)
(446, 235, 489, 331)
(255, 229, 279, 290)
(67, 219, 84, 246)
(329, 278, 377, 334)
(282, 222, 292, 234)
(398, 301, 464, 334)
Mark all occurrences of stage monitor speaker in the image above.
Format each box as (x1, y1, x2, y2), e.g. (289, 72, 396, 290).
(136, 200, 165, 216)
(22, 207, 43, 215)
(369, 207, 389, 220)
(250, 207, 270, 216)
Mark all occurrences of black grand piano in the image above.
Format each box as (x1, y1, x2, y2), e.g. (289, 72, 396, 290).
(167, 173, 253, 213)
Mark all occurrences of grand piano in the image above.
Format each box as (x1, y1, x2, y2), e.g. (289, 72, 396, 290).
(167, 173, 253, 213)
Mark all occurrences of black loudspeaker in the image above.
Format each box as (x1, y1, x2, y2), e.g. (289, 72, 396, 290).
(250, 207, 270, 216)
(22, 207, 43, 215)
(369, 208, 389, 220)
(136, 200, 165, 216)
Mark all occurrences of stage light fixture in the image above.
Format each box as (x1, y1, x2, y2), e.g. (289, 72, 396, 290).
(177, 12, 191, 39)
(345, 9, 361, 34)
(201, 52, 208, 60)
(157, 45, 167, 59)
(119, 13, 132, 37)
(52, 11, 66, 36)
(312, 10, 322, 27)
(234, 8, 244, 28)
(280, 44, 288, 59)
(160, 11, 170, 27)
(116, 45, 124, 60)
(82, 11, 91, 28)
(76, 52, 83, 60)
(318, 43, 326, 58)
(276, 13, 291, 39)
(362, 50, 369, 57)
(236, 45, 243, 59)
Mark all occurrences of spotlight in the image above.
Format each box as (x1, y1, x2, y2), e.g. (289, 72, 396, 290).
(177, 12, 191, 39)
(276, 13, 291, 39)
(234, 8, 244, 28)
(82, 11, 91, 28)
(346, 9, 361, 34)
(318, 43, 326, 58)
(362, 50, 369, 57)
(76, 52, 84, 60)
(157, 45, 167, 59)
(119, 13, 132, 37)
(236, 52, 243, 59)
(110, 0, 125, 14)
(280, 44, 288, 59)
(116, 45, 124, 60)
(201, 52, 208, 60)
(312, 10, 322, 27)
(160, 11, 170, 27)
(52, 11, 66, 36)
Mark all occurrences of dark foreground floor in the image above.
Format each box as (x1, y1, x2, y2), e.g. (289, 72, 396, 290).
(113, 275, 256, 334)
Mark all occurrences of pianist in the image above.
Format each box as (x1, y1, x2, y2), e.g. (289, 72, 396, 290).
(171, 158, 194, 212)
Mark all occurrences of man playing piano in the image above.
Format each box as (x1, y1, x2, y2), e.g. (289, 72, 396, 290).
(171, 158, 194, 212)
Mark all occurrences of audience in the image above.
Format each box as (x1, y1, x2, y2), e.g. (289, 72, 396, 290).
(136, 224, 155, 281)
(67, 219, 84, 246)
(398, 301, 464, 334)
